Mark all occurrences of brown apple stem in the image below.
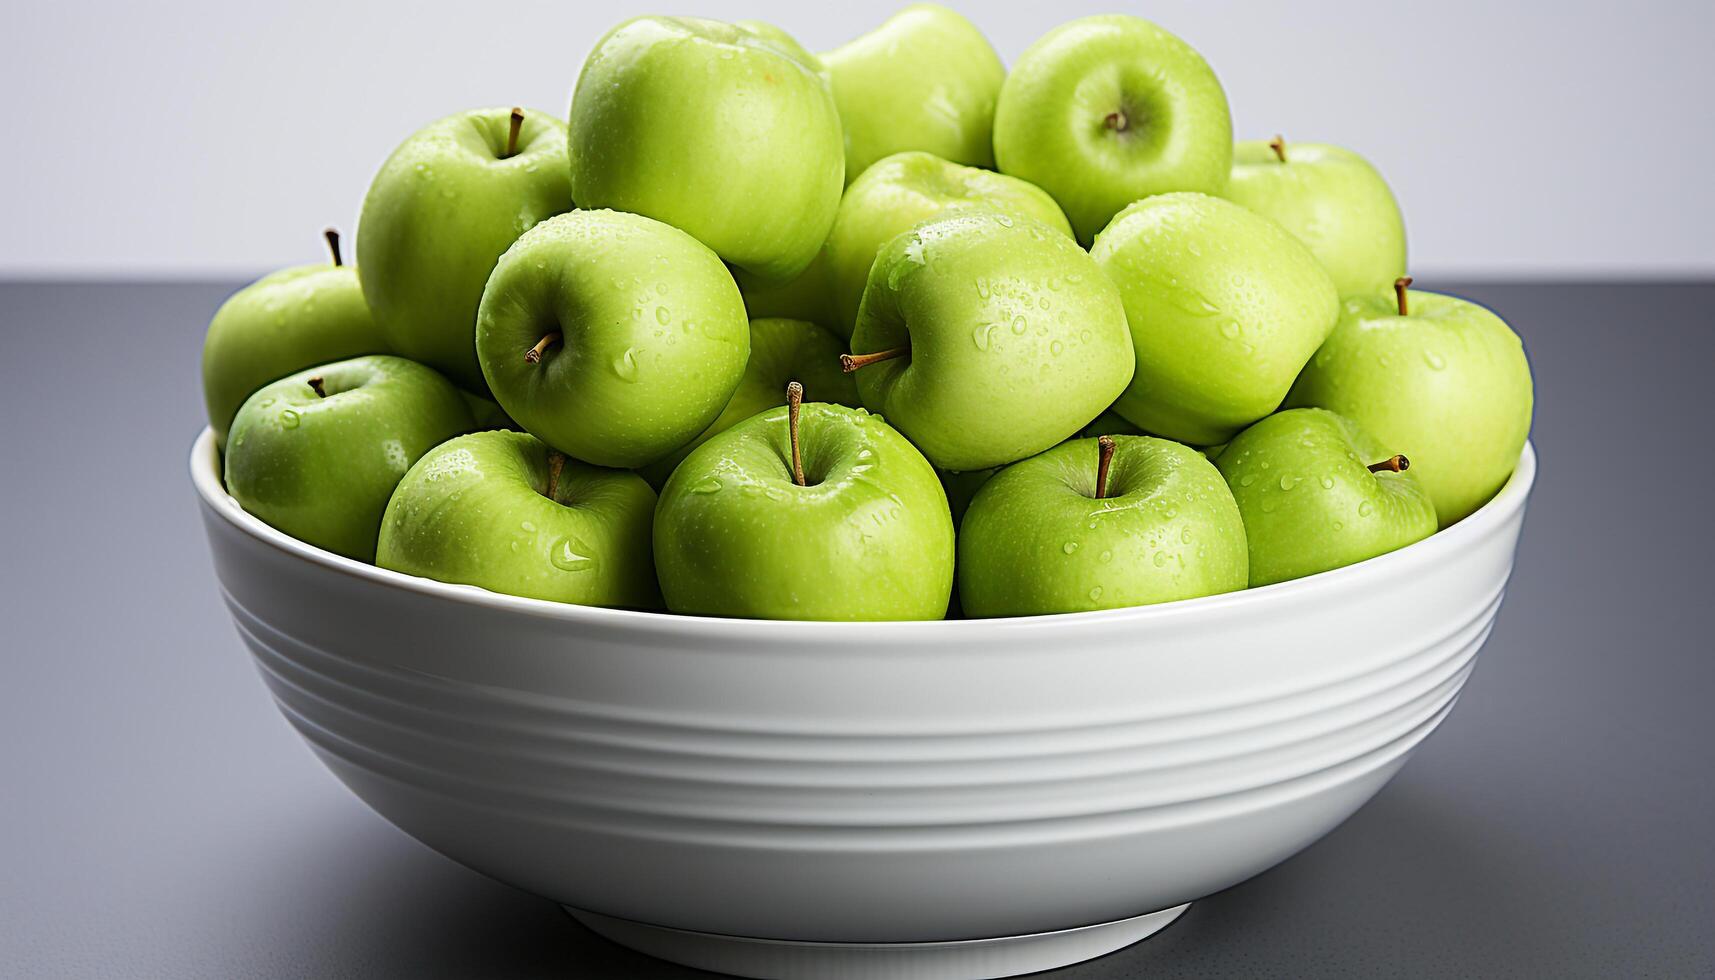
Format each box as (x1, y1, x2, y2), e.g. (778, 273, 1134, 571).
(1104, 110, 1129, 132)
(1095, 435, 1116, 499)
(323, 228, 343, 267)
(306, 375, 327, 398)
(840, 347, 907, 373)
(1394, 276, 1413, 316)
(525, 332, 561, 364)
(786, 381, 806, 487)
(545, 451, 566, 500)
(1268, 135, 1287, 163)
(504, 107, 524, 159)
(1368, 454, 1410, 474)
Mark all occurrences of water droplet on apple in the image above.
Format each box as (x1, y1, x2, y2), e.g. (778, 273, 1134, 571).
(549, 537, 595, 572)
(1050, 340, 1064, 356)
(1099, 549, 1113, 563)
(655, 306, 671, 325)
(280, 409, 300, 429)
(975, 279, 991, 300)
(520, 521, 536, 532)
(1088, 586, 1104, 601)
(611, 347, 640, 381)
(1079, 329, 1092, 342)
(1333, 520, 1344, 531)
(994, 213, 1013, 227)
(1321, 476, 1335, 489)
(1358, 501, 1374, 517)
(1010, 315, 1027, 334)
(1279, 475, 1298, 491)
(1239, 473, 1256, 487)
(1062, 541, 1079, 554)
(972, 323, 995, 350)
(1424, 350, 1447, 370)
(1220, 321, 1241, 340)
(1153, 552, 1168, 567)
(1180, 527, 1193, 544)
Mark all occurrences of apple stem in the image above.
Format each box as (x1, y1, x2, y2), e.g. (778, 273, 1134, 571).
(545, 451, 566, 500)
(1095, 435, 1116, 500)
(786, 381, 806, 487)
(839, 347, 907, 373)
(323, 228, 343, 267)
(306, 375, 327, 398)
(525, 332, 561, 364)
(1104, 110, 1129, 133)
(504, 107, 524, 159)
(1368, 454, 1410, 474)
(1268, 135, 1287, 163)
(1394, 276, 1413, 316)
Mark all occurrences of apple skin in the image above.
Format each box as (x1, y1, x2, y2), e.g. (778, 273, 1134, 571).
(735, 259, 836, 330)
(640, 317, 859, 488)
(958, 435, 1247, 617)
(1090, 192, 1339, 446)
(822, 5, 1006, 182)
(827, 151, 1074, 339)
(224, 356, 474, 562)
(376, 431, 661, 609)
(993, 15, 1232, 244)
(850, 211, 1135, 472)
(1224, 140, 1407, 298)
(568, 17, 844, 284)
(475, 210, 750, 470)
(1217, 408, 1437, 587)
(202, 261, 386, 447)
(357, 107, 572, 393)
(654, 402, 954, 620)
(1287, 290, 1533, 526)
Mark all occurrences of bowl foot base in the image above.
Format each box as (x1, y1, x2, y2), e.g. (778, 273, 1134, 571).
(563, 903, 1191, 979)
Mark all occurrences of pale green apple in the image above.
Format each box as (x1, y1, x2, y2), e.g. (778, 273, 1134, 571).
(357, 107, 572, 392)
(1217, 408, 1437, 587)
(1090, 192, 1338, 446)
(568, 17, 844, 284)
(1225, 137, 1407, 298)
(640, 317, 860, 487)
(475, 209, 749, 469)
(377, 431, 660, 609)
(1287, 285, 1533, 525)
(848, 211, 1134, 471)
(202, 230, 386, 447)
(959, 435, 1247, 616)
(994, 15, 1232, 243)
(822, 5, 1006, 182)
(826, 151, 1074, 338)
(654, 398, 954, 620)
(224, 356, 474, 562)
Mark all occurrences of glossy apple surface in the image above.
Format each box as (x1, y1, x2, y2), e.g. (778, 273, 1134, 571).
(224, 355, 473, 562)
(1225, 139, 1406, 298)
(959, 435, 1247, 616)
(569, 17, 843, 284)
(202, 242, 386, 446)
(654, 402, 953, 620)
(476, 210, 750, 469)
(827, 151, 1073, 338)
(1090, 192, 1338, 445)
(640, 317, 859, 487)
(822, 5, 1006, 181)
(1217, 408, 1437, 586)
(357, 107, 572, 392)
(377, 430, 660, 608)
(994, 15, 1232, 243)
(849, 211, 1134, 471)
(1287, 288, 1533, 525)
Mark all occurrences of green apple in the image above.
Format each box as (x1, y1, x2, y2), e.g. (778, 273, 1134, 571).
(475, 209, 750, 469)
(640, 317, 859, 488)
(1090, 192, 1338, 446)
(202, 230, 387, 447)
(1217, 408, 1437, 587)
(993, 15, 1232, 243)
(1224, 137, 1407, 298)
(959, 435, 1247, 617)
(654, 387, 953, 620)
(822, 5, 1006, 182)
(224, 356, 473, 562)
(568, 17, 844, 284)
(1287, 281, 1533, 526)
(826, 151, 1074, 338)
(847, 211, 1134, 471)
(377, 431, 660, 609)
(357, 107, 572, 392)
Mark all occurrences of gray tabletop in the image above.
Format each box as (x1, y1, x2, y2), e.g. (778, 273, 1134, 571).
(2, 281, 1711, 978)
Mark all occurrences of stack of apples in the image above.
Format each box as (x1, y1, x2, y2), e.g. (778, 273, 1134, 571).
(205, 6, 1534, 621)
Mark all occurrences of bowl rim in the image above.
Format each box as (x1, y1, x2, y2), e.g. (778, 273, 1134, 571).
(190, 427, 1535, 636)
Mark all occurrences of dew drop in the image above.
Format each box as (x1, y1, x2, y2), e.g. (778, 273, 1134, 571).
(1062, 541, 1080, 554)
(611, 347, 640, 381)
(1358, 500, 1374, 517)
(1088, 586, 1105, 601)
(972, 323, 996, 350)
(1153, 552, 1169, 567)
(549, 537, 596, 572)
(1010, 315, 1027, 334)
(655, 306, 671, 325)
(1321, 476, 1335, 489)
(280, 409, 300, 429)
(1279, 474, 1298, 491)
(1050, 340, 1064, 356)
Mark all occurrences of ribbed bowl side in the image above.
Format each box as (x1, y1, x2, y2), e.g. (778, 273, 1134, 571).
(195, 431, 1531, 943)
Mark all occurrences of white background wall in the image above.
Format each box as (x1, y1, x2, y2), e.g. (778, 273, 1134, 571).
(4, 0, 1711, 279)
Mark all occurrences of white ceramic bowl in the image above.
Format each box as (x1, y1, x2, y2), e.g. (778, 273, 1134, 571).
(191, 428, 1535, 979)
